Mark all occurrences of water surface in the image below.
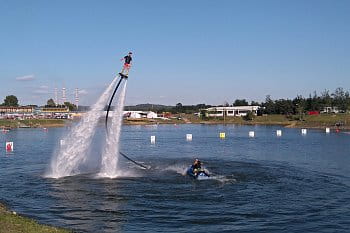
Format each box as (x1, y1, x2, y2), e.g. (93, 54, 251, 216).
(0, 124, 349, 232)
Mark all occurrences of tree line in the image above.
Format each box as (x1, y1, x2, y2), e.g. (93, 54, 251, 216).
(1, 95, 77, 111)
(261, 88, 350, 114)
(170, 88, 350, 114)
(3, 87, 350, 114)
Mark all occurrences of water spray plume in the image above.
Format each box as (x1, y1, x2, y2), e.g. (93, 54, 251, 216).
(98, 81, 127, 178)
(46, 77, 118, 178)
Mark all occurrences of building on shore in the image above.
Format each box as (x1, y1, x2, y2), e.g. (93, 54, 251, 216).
(0, 106, 34, 114)
(0, 106, 35, 119)
(0, 106, 72, 119)
(122, 111, 159, 119)
(41, 106, 70, 113)
(321, 106, 340, 114)
(203, 106, 260, 117)
(39, 106, 71, 119)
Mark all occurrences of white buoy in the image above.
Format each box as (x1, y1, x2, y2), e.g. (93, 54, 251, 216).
(150, 136, 156, 144)
(5, 142, 13, 152)
(186, 134, 192, 141)
(325, 128, 330, 133)
(249, 131, 255, 138)
(60, 139, 65, 146)
(301, 129, 307, 135)
(219, 132, 226, 139)
(276, 130, 282, 137)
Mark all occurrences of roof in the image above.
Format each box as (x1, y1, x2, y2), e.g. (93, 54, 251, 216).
(0, 106, 33, 109)
(206, 106, 260, 111)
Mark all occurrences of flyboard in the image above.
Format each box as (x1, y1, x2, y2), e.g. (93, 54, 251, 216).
(105, 72, 149, 170)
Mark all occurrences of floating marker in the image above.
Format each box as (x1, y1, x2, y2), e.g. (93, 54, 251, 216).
(276, 130, 282, 137)
(325, 128, 330, 133)
(219, 132, 226, 139)
(249, 131, 255, 138)
(60, 139, 65, 146)
(150, 136, 156, 144)
(301, 129, 307, 135)
(6, 142, 13, 152)
(186, 134, 192, 141)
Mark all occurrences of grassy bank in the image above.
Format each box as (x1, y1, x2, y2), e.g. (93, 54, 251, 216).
(0, 203, 70, 233)
(293, 114, 350, 128)
(0, 119, 66, 128)
(181, 113, 350, 129)
(1, 114, 349, 129)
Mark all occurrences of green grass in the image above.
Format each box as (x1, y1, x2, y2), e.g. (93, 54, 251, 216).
(296, 114, 350, 127)
(1, 114, 350, 128)
(0, 203, 70, 233)
(0, 119, 18, 128)
(0, 119, 66, 128)
(183, 113, 350, 128)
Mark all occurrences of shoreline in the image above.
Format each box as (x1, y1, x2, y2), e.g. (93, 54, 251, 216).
(1, 115, 350, 130)
(0, 201, 70, 233)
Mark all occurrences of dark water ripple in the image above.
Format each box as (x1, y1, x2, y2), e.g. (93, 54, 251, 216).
(1, 125, 350, 232)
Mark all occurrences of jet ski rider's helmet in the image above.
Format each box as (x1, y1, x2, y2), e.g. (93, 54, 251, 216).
(128, 52, 133, 55)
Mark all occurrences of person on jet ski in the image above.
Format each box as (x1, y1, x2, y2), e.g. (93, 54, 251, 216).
(191, 159, 204, 176)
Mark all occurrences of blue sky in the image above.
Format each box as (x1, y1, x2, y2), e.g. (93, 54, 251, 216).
(1, 0, 349, 106)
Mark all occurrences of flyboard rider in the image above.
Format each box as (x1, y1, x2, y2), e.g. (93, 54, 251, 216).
(120, 52, 133, 76)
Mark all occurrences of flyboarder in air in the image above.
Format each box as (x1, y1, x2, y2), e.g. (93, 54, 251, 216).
(107, 52, 134, 128)
(120, 52, 132, 76)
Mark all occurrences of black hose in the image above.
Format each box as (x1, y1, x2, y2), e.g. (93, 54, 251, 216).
(105, 73, 150, 170)
(105, 76, 124, 132)
(119, 152, 149, 169)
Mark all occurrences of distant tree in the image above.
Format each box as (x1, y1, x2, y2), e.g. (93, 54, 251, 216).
(64, 102, 77, 111)
(262, 95, 275, 114)
(196, 104, 210, 109)
(175, 103, 183, 113)
(275, 99, 294, 114)
(332, 87, 348, 111)
(3, 95, 19, 106)
(250, 101, 260, 106)
(47, 98, 56, 107)
(200, 109, 208, 120)
(233, 99, 248, 106)
(292, 95, 306, 114)
(321, 89, 332, 108)
(243, 111, 254, 121)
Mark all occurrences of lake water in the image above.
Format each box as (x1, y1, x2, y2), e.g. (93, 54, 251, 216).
(1, 124, 350, 232)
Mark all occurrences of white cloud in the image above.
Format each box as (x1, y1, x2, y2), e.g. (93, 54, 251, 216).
(79, 89, 88, 95)
(33, 85, 50, 95)
(15, 74, 35, 81)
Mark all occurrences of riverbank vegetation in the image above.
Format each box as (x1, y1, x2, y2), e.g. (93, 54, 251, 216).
(125, 88, 350, 115)
(0, 203, 70, 233)
(0, 119, 66, 128)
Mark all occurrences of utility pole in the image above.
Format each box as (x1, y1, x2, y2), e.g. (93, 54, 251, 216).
(75, 88, 79, 110)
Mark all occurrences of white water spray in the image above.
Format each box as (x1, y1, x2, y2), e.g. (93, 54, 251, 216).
(46, 78, 118, 178)
(98, 80, 127, 178)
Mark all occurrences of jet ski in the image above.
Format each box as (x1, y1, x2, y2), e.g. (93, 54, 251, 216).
(186, 166, 210, 180)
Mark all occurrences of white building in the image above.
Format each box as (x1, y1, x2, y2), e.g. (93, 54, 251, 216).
(204, 106, 260, 117)
(321, 106, 339, 114)
(123, 111, 158, 119)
